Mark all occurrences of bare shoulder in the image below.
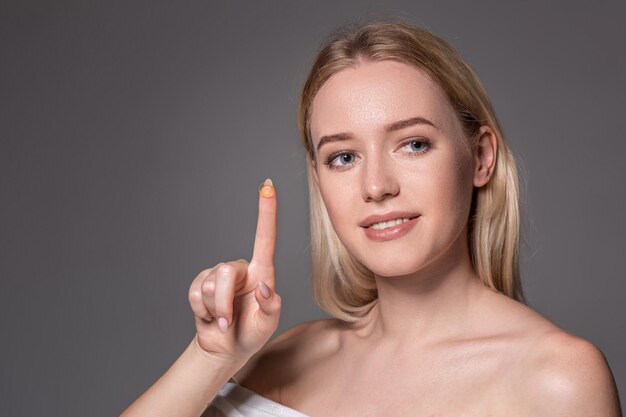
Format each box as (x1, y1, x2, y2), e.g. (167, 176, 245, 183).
(472, 290, 622, 415)
(517, 326, 622, 416)
(233, 318, 340, 399)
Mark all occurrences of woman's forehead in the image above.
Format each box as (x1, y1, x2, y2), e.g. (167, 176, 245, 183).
(309, 60, 458, 143)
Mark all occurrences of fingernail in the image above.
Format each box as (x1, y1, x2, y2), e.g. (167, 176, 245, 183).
(259, 178, 275, 198)
(218, 317, 228, 333)
(259, 281, 271, 299)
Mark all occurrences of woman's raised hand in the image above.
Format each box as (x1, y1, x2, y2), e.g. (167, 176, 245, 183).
(188, 179, 281, 363)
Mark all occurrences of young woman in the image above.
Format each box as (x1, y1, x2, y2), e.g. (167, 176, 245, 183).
(121, 20, 622, 417)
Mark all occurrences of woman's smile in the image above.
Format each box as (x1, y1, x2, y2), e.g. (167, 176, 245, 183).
(362, 214, 421, 242)
(359, 210, 421, 242)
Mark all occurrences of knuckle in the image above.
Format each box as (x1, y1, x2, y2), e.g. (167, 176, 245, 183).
(201, 279, 215, 293)
(215, 263, 235, 277)
(188, 288, 202, 302)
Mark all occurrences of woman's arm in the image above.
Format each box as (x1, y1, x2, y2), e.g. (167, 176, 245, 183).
(119, 335, 247, 417)
(121, 180, 281, 416)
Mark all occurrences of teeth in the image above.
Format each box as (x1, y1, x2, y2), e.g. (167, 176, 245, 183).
(369, 218, 410, 230)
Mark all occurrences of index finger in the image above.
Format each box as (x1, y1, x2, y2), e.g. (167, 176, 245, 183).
(251, 178, 277, 272)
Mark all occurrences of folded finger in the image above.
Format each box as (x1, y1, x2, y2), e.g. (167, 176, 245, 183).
(189, 269, 213, 320)
(214, 261, 248, 329)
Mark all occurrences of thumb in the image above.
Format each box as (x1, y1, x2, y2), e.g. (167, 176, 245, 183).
(255, 280, 281, 321)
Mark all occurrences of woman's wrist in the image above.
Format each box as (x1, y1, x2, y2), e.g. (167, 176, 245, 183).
(191, 334, 249, 369)
(120, 337, 250, 417)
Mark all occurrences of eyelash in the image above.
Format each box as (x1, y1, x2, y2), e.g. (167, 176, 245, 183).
(322, 138, 432, 171)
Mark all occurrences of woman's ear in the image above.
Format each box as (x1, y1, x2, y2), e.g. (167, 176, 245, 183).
(473, 126, 497, 188)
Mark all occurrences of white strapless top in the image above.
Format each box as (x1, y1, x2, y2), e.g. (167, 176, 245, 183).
(205, 382, 310, 417)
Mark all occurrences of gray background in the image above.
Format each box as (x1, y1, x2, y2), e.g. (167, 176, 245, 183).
(1, 1, 624, 416)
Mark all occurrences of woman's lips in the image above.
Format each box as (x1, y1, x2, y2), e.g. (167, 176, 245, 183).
(362, 215, 420, 241)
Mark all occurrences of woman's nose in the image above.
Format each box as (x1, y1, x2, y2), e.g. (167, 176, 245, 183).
(361, 158, 400, 202)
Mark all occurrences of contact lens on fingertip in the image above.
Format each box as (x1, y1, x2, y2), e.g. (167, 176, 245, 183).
(259, 178, 275, 198)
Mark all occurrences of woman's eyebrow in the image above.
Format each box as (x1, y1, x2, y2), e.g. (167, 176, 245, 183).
(385, 116, 437, 132)
(316, 116, 437, 152)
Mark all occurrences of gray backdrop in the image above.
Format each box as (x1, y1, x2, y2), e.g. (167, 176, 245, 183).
(1, 1, 624, 416)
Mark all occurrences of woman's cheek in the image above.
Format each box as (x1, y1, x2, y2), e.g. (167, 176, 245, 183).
(430, 149, 469, 201)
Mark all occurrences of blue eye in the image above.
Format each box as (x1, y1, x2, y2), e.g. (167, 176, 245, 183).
(403, 139, 430, 153)
(336, 153, 355, 164)
(324, 152, 356, 169)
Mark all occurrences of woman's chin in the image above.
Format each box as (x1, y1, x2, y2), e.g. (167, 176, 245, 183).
(363, 260, 426, 279)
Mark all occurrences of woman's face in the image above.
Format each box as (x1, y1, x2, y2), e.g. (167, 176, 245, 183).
(309, 59, 483, 277)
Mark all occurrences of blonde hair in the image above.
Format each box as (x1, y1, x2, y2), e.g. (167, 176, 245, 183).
(298, 19, 525, 322)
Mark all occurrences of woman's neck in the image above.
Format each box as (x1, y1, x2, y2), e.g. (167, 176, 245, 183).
(355, 236, 488, 347)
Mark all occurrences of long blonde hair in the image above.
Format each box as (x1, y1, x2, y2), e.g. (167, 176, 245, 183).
(298, 19, 525, 322)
